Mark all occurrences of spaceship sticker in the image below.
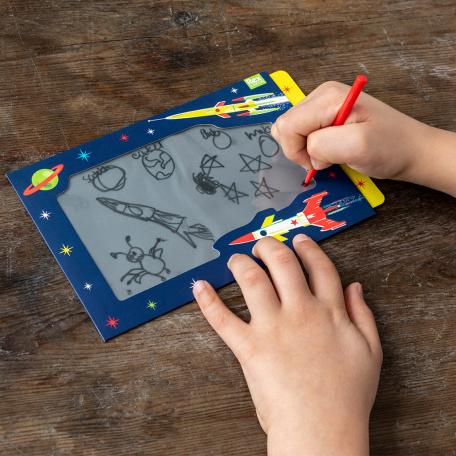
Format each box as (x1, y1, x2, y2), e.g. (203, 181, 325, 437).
(229, 191, 347, 245)
(148, 93, 290, 122)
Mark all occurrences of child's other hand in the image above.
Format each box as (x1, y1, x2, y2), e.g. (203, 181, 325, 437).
(271, 80, 432, 182)
(193, 235, 382, 456)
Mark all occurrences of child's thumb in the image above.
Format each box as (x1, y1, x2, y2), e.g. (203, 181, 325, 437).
(307, 122, 365, 170)
(344, 283, 382, 362)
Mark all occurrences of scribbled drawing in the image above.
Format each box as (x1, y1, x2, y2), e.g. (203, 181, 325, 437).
(200, 128, 232, 150)
(193, 172, 220, 195)
(83, 165, 126, 192)
(239, 153, 272, 173)
(258, 135, 280, 157)
(97, 197, 214, 249)
(229, 191, 347, 245)
(111, 236, 171, 285)
(192, 154, 224, 195)
(244, 124, 271, 140)
(132, 142, 175, 180)
(219, 182, 249, 205)
(250, 177, 279, 199)
(200, 154, 224, 174)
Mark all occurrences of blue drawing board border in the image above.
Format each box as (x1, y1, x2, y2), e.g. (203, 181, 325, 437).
(7, 72, 376, 341)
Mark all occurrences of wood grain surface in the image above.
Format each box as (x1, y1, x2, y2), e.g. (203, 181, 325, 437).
(1, 1, 455, 454)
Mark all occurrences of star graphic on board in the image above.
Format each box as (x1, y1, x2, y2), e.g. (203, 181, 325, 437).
(120, 133, 129, 142)
(250, 177, 279, 199)
(328, 171, 337, 179)
(283, 86, 291, 93)
(83, 282, 93, 291)
(200, 154, 224, 175)
(230, 87, 238, 94)
(239, 153, 272, 173)
(147, 300, 158, 310)
(219, 182, 249, 205)
(147, 128, 155, 135)
(291, 219, 298, 226)
(59, 244, 73, 256)
(40, 210, 51, 220)
(356, 179, 366, 188)
(77, 149, 91, 161)
(189, 278, 197, 289)
(106, 316, 120, 329)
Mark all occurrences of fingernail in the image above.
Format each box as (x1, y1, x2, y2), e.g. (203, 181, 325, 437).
(227, 253, 240, 269)
(354, 282, 363, 296)
(294, 233, 311, 243)
(192, 280, 207, 296)
(310, 158, 325, 170)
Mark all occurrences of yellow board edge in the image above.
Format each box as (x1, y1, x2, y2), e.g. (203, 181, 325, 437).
(269, 70, 385, 208)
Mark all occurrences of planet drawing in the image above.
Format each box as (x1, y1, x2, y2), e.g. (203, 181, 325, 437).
(23, 164, 64, 196)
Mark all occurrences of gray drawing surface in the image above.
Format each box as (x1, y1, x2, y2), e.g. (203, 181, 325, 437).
(57, 123, 310, 300)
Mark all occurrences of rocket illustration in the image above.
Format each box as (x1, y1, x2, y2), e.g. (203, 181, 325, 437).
(148, 93, 290, 121)
(229, 191, 347, 245)
(97, 197, 214, 249)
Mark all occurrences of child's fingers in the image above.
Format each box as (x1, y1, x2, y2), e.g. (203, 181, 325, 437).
(271, 83, 350, 168)
(193, 280, 250, 357)
(307, 122, 367, 170)
(292, 234, 345, 310)
(227, 253, 280, 319)
(251, 237, 311, 306)
(344, 282, 383, 363)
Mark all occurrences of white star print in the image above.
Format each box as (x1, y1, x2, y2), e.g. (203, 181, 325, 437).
(40, 210, 51, 220)
(147, 128, 155, 135)
(189, 278, 197, 289)
(230, 87, 238, 94)
(83, 282, 93, 291)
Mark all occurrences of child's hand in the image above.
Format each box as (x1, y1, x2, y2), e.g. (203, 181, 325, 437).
(193, 235, 382, 456)
(271, 80, 434, 181)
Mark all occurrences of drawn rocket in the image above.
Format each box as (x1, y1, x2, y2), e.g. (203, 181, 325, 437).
(97, 197, 213, 249)
(229, 192, 347, 245)
(148, 93, 290, 121)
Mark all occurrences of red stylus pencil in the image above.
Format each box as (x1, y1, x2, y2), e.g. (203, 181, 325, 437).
(303, 74, 368, 186)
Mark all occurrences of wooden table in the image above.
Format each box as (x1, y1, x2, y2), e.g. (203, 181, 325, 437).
(1, 1, 455, 454)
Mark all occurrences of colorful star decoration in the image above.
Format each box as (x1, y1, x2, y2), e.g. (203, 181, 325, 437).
(189, 278, 197, 289)
(356, 179, 366, 188)
(106, 316, 120, 329)
(328, 171, 337, 179)
(283, 86, 291, 93)
(77, 149, 91, 161)
(147, 300, 158, 311)
(59, 244, 73, 256)
(120, 133, 129, 142)
(147, 128, 155, 135)
(40, 210, 51, 220)
(83, 282, 93, 291)
(230, 87, 238, 94)
(291, 219, 298, 226)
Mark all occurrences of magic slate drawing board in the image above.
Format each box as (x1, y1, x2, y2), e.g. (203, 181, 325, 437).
(7, 70, 385, 340)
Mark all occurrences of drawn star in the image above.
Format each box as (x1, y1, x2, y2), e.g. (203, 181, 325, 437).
(83, 282, 93, 291)
(239, 153, 272, 173)
(220, 182, 249, 205)
(250, 177, 279, 199)
(147, 300, 158, 310)
(147, 128, 155, 135)
(59, 244, 73, 256)
(120, 133, 129, 142)
(106, 316, 120, 329)
(328, 171, 337, 179)
(291, 219, 298, 226)
(77, 149, 91, 161)
(356, 179, 366, 188)
(230, 87, 238, 94)
(40, 210, 51, 220)
(201, 154, 224, 174)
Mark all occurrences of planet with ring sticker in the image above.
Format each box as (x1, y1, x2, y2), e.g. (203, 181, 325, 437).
(23, 164, 64, 196)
